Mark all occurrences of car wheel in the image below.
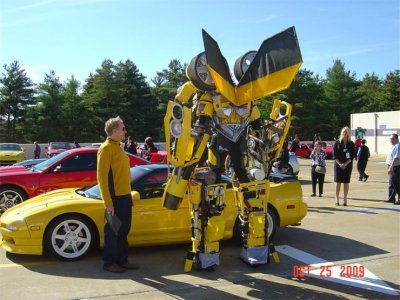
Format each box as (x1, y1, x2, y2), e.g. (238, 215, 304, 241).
(233, 50, 257, 80)
(266, 208, 278, 240)
(186, 52, 215, 91)
(45, 215, 97, 261)
(0, 186, 27, 214)
(287, 165, 294, 175)
(232, 208, 278, 244)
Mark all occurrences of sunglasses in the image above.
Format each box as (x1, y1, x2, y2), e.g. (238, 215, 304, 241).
(114, 126, 126, 132)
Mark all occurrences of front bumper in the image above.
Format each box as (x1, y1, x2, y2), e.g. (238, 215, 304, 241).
(0, 236, 43, 255)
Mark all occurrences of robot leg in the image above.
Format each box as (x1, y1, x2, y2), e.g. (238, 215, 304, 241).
(184, 178, 226, 272)
(234, 181, 279, 265)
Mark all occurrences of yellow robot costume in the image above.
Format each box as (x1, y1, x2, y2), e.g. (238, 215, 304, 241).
(163, 27, 302, 271)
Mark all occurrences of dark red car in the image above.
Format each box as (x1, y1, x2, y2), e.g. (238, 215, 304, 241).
(321, 141, 334, 159)
(137, 143, 167, 163)
(0, 147, 149, 214)
(294, 143, 314, 158)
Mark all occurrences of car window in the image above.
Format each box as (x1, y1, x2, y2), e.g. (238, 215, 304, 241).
(51, 142, 72, 149)
(133, 169, 168, 199)
(34, 151, 70, 172)
(51, 153, 97, 173)
(0, 144, 22, 151)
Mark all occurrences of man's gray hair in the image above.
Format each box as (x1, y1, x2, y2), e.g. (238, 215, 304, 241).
(104, 116, 123, 136)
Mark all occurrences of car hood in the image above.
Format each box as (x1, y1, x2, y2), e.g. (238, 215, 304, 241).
(0, 165, 32, 174)
(0, 150, 24, 156)
(9, 189, 86, 215)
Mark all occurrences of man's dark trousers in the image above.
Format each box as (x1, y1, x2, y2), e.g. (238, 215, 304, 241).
(388, 165, 400, 202)
(103, 194, 132, 267)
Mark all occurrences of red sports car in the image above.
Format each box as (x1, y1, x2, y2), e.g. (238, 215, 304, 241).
(46, 142, 73, 158)
(295, 143, 314, 158)
(321, 141, 334, 159)
(0, 147, 149, 214)
(137, 143, 167, 163)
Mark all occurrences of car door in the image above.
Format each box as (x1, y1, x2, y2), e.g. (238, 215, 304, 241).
(131, 169, 191, 245)
(37, 153, 97, 194)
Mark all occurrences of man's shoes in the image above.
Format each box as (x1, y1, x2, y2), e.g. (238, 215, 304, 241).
(319, 194, 322, 197)
(358, 178, 363, 181)
(120, 262, 140, 270)
(103, 264, 126, 273)
(384, 199, 395, 203)
(363, 175, 369, 182)
(394, 201, 400, 205)
(310, 194, 316, 197)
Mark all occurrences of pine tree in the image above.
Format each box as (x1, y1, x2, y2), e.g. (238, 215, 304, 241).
(0, 61, 35, 141)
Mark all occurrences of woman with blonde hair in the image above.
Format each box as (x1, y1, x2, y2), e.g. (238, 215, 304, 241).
(333, 126, 355, 206)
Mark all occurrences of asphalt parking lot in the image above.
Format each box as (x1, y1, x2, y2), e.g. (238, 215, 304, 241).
(0, 156, 399, 299)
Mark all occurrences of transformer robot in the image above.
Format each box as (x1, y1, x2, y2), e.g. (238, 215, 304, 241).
(162, 27, 302, 271)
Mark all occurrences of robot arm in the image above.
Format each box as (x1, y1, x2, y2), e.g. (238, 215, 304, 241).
(163, 84, 214, 210)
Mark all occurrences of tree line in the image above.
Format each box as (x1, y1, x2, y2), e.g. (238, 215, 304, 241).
(0, 58, 399, 144)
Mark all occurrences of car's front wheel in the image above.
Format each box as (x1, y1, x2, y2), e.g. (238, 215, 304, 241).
(232, 208, 278, 244)
(45, 215, 97, 261)
(0, 186, 27, 214)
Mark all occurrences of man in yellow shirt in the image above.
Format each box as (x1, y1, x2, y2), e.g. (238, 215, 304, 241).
(97, 116, 139, 273)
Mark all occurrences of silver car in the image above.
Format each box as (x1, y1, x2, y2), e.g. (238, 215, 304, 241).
(289, 152, 300, 175)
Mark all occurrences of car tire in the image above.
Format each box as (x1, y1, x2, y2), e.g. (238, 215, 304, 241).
(45, 214, 97, 261)
(0, 185, 27, 214)
(287, 165, 294, 175)
(232, 208, 278, 244)
(233, 50, 257, 80)
(186, 52, 216, 91)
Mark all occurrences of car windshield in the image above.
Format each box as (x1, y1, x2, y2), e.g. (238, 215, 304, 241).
(50, 142, 72, 150)
(33, 151, 70, 172)
(81, 166, 151, 200)
(0, 144, 22, 151)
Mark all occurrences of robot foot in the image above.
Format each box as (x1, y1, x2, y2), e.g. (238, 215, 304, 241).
(240, 246, 269, 266)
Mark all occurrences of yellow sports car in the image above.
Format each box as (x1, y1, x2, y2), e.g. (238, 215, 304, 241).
(0, 143, 26, 165)
(0, 164, 307, 261)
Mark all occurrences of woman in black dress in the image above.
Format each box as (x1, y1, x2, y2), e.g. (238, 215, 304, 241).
(333, 126, 355, 206)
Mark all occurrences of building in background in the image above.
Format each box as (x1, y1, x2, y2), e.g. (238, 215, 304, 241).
(351, 111, 400, 155)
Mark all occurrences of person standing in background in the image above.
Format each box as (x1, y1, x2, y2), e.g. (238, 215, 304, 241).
(357, 139, 370, 182)
(333, 126, 355, 206)
(33, 141, 41, 159)
(354, 135, 362, 158)
(310, 140, 326, 197)
(290, 134, 300, 153)
(97, 116, 139, 273)
(384, 133, 400, 205)
(124, 136, 138, 155)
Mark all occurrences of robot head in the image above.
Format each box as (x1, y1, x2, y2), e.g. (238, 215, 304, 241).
(186, 52, 216, 91)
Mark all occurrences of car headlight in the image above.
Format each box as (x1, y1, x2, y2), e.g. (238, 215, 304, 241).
(17, 152, 25, 157)
(6, 224, 17, 231)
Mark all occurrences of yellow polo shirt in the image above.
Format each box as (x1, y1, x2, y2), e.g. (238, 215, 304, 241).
(97, 138, 131, 207)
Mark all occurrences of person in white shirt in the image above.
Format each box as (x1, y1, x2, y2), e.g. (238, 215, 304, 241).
(384, 133, 400, 205)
